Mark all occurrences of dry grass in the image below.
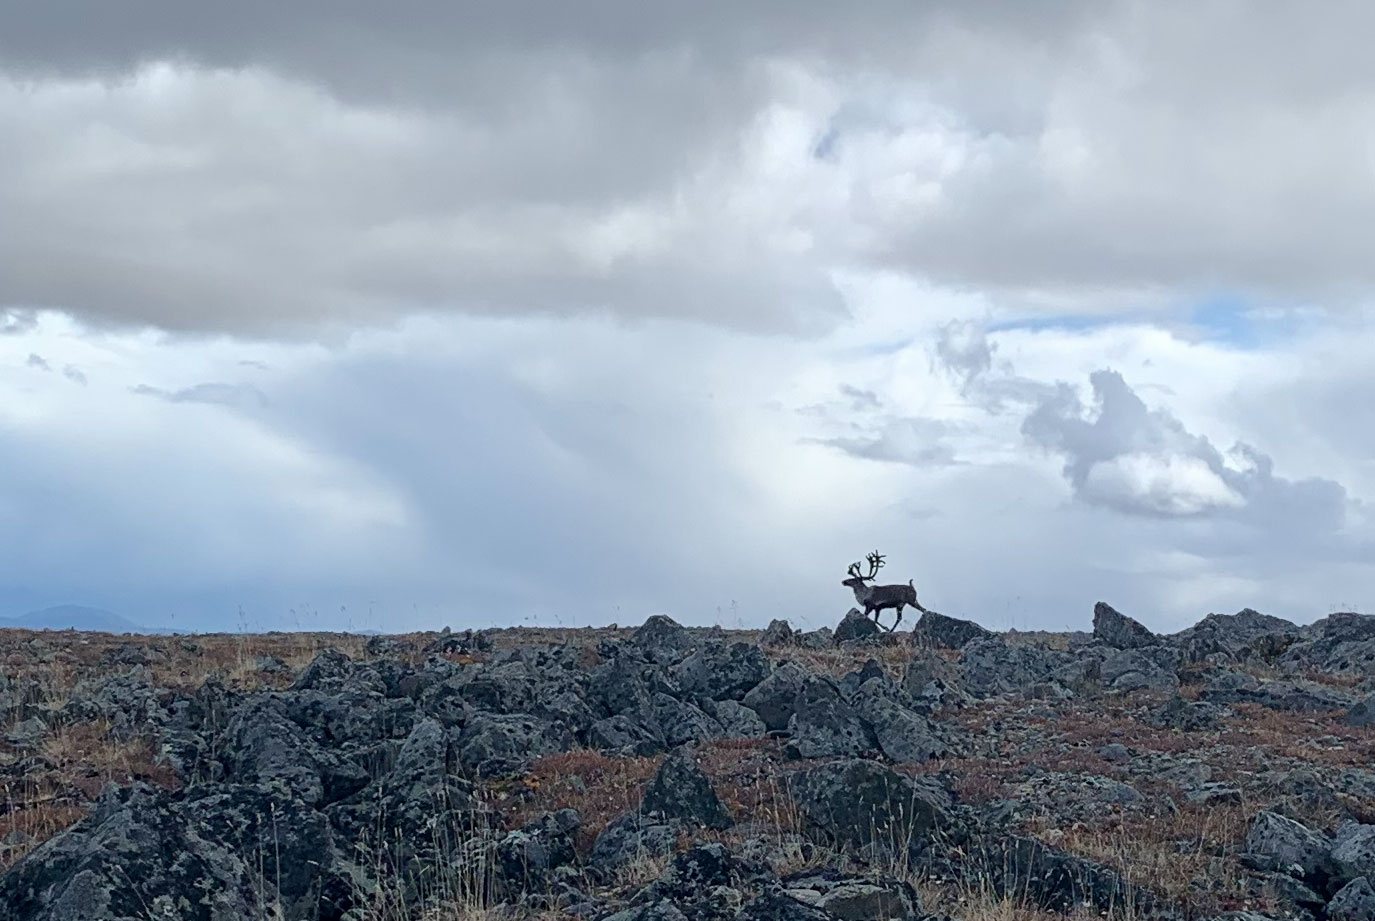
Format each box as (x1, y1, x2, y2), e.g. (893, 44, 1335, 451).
(1026, 800, 1254, 913)
(506, 748, 661, 856)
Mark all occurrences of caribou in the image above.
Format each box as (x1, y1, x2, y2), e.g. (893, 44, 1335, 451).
(842, 550, 927, 631)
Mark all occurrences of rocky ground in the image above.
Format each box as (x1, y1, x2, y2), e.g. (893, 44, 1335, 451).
(4, 603, 1375, 921)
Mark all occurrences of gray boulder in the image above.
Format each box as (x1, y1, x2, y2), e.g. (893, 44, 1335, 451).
(852, 681, 949, 763)
(496, 808, 580, 892)
(632, 614, 696, 665)
(1099, 647, 1179, 693)
(1092, 601, 1158, 649)
(736, 892, 833, 921)
(588, 812, 678, 877)
(708, 699, 767, 738)
(0, 784, 272, 921)
(1330, 877, 1375, 921)
(675, 641, 771, 701)
(1147, 694, 1223, 731)
(1348, 696, 1375, 727)
(742, 661, 808, 732)
(789, 758, 949, 857)
(784, 677, 875, 760)
(909, 610, 992, 649)
(960, 637, 1073, 698)
(456, 712, 573, 775)
(1172, 608, 1297, 666)
(834, 609, 880, 643)
(641, 747, 733, 830)
(760, 619, 795, 647)
(1334, 823, 1375, 886)
(1244, 810, 1332, 884)
(648, 693, 726, 747)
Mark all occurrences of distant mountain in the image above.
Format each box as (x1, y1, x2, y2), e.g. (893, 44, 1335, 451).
(0, 605, 171, 634)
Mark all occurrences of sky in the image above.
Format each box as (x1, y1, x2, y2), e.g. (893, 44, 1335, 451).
(3, 1, 1375, 634)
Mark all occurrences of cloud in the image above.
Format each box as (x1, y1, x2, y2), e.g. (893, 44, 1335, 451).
(131, 381, 268, 408)
(61, 365, 87, 385)
(6, 5, 1375, 338)
(814, 417, 959, 468)
(26, 353, 50, 371)
(1020, 368, 1349, 538)
(2, 309, 37, 335)
(933, 321, 996, 392)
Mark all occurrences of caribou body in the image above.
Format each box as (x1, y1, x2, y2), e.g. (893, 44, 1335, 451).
(842, 551, 928, 631)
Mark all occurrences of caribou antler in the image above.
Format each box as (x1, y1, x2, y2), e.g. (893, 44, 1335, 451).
(846, 550, 887, 582)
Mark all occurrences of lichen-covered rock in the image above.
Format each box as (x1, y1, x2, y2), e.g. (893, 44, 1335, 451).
(1329, 876, 1375, 921)
(782, 867, 922, 920)
(760, 619, 795, 647)
(1244, 811, 1332, 885)
(834, 609, 880, 644)
(641, 747, 733, 830)
(497, 808, 581, 892)
(1347, 696, 1375, 727)
(456, 711, 572, 776)
(588, 812, 678, 877)
(1099, 647, 1179, 693)
(784, 677, 875, 760)
(1203, 674, 1355, 712)
(707, 699, 767, 738)
(742, 660, 808, 732)
(852, 681, 950, 764)
(1092, 601, 1158, 649)
(1147, 694, 1222, 731)
(0, 784, 272, 921)
(960, 638, 1072, 698)
(632, 614, 696, 665)
(910, 610, 992, 650)
(1333, 823, 1375, 886)
(675, 641, 770, 701)
(789, 758, 949, 858)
